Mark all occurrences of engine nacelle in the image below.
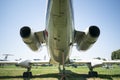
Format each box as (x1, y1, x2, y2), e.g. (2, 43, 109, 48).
(17, 60, 31, 68)
(76, 26, 100, 51)
(20, 26, 41, 51)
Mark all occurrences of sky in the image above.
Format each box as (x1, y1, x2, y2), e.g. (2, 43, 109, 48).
(0, 0, 120, 60)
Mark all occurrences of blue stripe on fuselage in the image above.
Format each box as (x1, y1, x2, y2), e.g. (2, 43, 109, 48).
(46, 0, 51, 27)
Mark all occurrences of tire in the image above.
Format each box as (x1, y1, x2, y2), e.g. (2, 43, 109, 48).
(88, 71, 98, 77)
(23, 72, 32, 78)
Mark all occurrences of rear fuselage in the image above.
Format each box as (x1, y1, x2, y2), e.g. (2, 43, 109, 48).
(46, 0, 74, 64)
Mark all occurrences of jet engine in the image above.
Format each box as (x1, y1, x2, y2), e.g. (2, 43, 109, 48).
(17, 60, 31, 68)
(76, 26, 100, 51)
(20, 26, 41, 51)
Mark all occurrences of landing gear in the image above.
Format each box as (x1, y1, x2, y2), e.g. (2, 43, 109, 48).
(88, 71, 98, 77)
(23, 72, 32, 78)
(88, 68, 98, 77)
(58, 51, 67, 80)
(23, 67, 32, 78)
(58, 65, 66, 80)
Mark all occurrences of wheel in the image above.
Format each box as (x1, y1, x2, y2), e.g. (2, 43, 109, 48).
(23, 72, 32, 78)
(60, 75, 66, 80)
(93, 71, 98, 77)
(88, 71, 98, 77)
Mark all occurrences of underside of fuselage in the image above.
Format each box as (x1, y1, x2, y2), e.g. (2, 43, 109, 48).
(46, 0, 74, 64)
(19, 0, 101, 78)
(20, 0, 100, 65)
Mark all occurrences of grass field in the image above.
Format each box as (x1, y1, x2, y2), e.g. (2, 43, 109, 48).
(0, 65, 120, 80)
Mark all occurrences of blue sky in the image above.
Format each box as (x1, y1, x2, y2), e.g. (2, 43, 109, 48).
(0, 0, 120, 60)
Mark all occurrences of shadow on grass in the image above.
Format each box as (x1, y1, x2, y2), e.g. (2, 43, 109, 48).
(98, 74, 120, 80)
(0, 70, 120, 80)
(32, 71, 88, 80)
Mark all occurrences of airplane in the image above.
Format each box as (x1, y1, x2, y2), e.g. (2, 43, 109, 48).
(19, 0, 100, 77)
(0, 54, 13, 61)
(0, 54, 13, 67)
(0, 0, 120, 79)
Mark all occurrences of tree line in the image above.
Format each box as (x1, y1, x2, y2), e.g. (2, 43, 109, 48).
(111, 49, 120, 60)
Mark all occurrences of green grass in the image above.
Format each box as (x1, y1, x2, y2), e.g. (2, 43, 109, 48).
(0, 65, 120, 80)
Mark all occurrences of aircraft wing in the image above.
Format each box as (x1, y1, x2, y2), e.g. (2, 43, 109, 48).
(29, 60, 49, 64)
(103, 60, 120, 64)
(0, 61, 18, 64)
(70, 59, 120, 69)
(0, 60, 50, 68)
(70, 59, 102, 68)
(70, 60, 91, 64)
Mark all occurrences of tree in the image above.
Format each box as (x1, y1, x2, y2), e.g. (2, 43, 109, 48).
(111, 49, 120, 60)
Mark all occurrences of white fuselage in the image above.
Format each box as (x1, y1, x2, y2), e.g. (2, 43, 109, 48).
(46, 0, 74, 64)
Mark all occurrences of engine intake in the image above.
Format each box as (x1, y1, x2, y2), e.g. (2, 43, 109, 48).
(76, 25, 100, 51)
(20, 26, 31, 38)
(89, 26, 100, 37)
(20, 26, 41, 51)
